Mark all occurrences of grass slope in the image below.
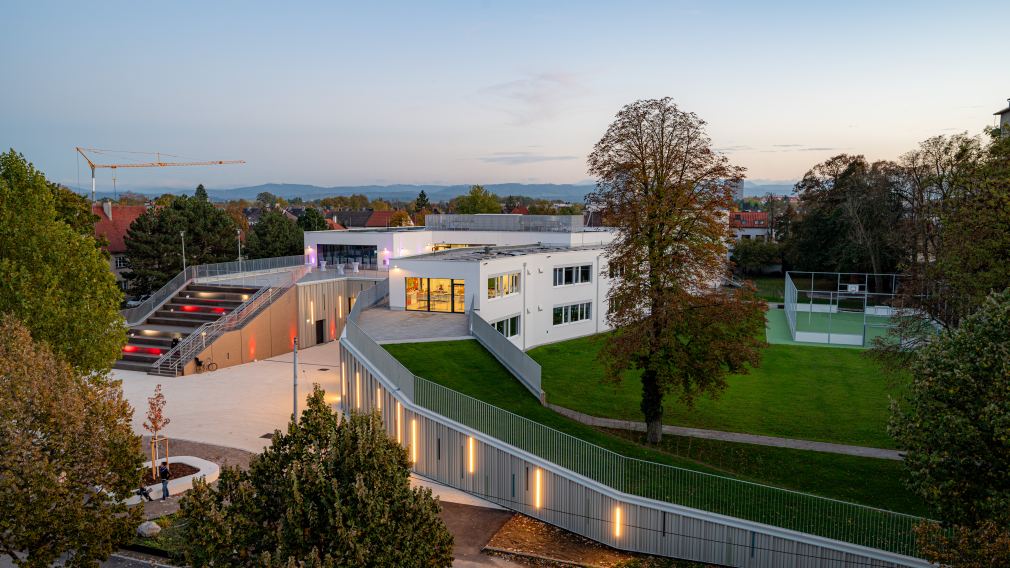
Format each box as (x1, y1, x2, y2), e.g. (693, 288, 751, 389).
(384, 339, 924, 517)
(530, 334, 904, 448)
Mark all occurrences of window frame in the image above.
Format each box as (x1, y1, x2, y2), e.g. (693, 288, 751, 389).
(486, 271, 521, 300)
(551, 301, 592, 326)
(552, 264, 593, 287)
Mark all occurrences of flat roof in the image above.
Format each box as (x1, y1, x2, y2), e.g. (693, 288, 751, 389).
(402, 243, 607, 262)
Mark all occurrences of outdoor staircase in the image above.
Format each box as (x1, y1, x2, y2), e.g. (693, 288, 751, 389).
(115, 283, 262, 373)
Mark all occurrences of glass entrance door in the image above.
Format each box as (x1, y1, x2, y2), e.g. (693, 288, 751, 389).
(404, 277, 465, 313)
(453, 281, 466, 313)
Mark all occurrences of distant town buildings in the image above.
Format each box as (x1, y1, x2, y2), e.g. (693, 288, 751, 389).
(730, 211, 771, 242)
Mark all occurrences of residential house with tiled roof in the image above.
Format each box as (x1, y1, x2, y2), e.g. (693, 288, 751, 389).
(92, 202, 147, 291)
(730, 211, 771, 242)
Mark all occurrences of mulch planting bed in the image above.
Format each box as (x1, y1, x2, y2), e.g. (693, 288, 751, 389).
(141, 463, 200, 485)
(486, 514, 713, 568)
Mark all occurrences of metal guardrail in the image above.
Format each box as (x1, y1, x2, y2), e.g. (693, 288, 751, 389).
(468, 310, 543, 401)
(412, 376, 924, 556)
(148, 265, 310, 376)
(341, 276, 928, 558)
(122, 255, 307, 325)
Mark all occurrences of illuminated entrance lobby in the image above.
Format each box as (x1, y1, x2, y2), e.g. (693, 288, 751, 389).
(405, 277, 465, 313)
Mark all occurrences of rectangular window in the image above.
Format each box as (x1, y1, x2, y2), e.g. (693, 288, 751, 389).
(552, 301, 592, 326)
(114, 255, 129, 269)
(405, 277, 465, 313)
(493, 314, 520, 338)
(487, 272, 521, 300)
(553, 264, 593, 287)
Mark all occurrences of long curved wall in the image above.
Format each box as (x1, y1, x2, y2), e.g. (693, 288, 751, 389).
(338, 284, 929, 568)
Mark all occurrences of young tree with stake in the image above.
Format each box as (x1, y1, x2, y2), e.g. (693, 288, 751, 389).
(588, 98, 766, 443)
(143, 384, 171, 478)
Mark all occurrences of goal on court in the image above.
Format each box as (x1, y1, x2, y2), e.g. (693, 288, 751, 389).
(784, 271, 898, 346)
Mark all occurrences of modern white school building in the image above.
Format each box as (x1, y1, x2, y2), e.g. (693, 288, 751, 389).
(302, 214, 616, 350)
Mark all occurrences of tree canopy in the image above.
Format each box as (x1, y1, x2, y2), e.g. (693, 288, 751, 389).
(247, 209, 303, 259)
(784, 155, 905, 274)
(179, 386, 453, 567)
(414, 190, 429, 211)
(125, 189, 239, 294)
(587, 98, 766, 443)
(730, 238, 782, 276)
(450, 185, 500, 214)
(297, 207, 328, 231)
(890, 289, 1010, 527)
(0, 149, 125, 374)
(0, 315, 142, 566)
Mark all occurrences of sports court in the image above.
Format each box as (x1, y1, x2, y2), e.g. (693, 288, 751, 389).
(779, 272, 899, 347)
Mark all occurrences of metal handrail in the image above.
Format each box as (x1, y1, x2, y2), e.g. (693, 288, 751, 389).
(341, 277, 931, 558)
(148, 265, 310, 375)
(123, 255, 307, 325)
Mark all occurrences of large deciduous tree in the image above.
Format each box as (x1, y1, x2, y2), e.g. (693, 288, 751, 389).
(784, 155, 905, 275)
(246, 209, 303, 259)
(0, 149, 125, 374)
(125, 189, 239, 294)
(450, 184, 500, 214)
(0, 315, 142, 566)
(587, 98, 767, 443)
(180, 386, 453, 567)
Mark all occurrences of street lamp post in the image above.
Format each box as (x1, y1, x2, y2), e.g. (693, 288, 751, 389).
(180, 230, 187, 273)
(292, 336, 299, 421)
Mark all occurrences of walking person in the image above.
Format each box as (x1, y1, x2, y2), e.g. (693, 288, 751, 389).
(158, 461, 171, 500)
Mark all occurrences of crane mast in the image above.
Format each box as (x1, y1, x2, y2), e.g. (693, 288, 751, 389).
(75, 147, 245, 202)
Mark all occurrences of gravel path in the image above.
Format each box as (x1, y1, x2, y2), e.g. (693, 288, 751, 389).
(547, 404, 904, 460)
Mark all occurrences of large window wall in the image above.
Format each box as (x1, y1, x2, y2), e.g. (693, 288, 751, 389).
(319, 244, 379, 270)
(405, 277, 466, 313)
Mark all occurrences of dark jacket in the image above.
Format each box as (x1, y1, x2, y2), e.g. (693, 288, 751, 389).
(158, 465, 170, 481)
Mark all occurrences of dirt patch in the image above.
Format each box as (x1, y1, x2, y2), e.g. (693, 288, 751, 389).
(438, 501, 514, 563)
(140, 436, 256, 470)
(486, 514, 712, 568)
(141, 462, 199, 485)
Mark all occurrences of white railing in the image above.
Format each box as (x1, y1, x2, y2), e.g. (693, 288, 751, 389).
(468, 310, 544, 401)
(122, 255, 307, 325)
(148, 265, 310, 376)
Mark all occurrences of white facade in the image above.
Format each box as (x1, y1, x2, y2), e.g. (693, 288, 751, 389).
(390, 245, 612, 350)
(303, 226, 615, 270)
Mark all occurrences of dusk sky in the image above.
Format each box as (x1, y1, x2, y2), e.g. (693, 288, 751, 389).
(2, 1, 1006, 193)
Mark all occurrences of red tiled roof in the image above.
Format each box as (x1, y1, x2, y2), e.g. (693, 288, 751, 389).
(365, 210, 395, 227)
(730, 211, 769, 229)
(510, 205, 529, 215)
(93, 204, 147, 253)
(325, 219, 346, 230)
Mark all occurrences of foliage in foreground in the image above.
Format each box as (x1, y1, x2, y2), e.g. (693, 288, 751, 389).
(179, 385, 453, 567)
(890, 290, 1010, 527)
(891, 290, 1010, 565)
(0, 316, 142, 567)
(0, 149, 126, 374)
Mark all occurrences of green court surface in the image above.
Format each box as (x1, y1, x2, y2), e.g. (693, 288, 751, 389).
(767, 309, 891, 348)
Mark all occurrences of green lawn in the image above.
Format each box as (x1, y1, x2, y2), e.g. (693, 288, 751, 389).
(748, 275, 785, 301)
(384, 340, 924, 518)
(530, 334, 904, 448)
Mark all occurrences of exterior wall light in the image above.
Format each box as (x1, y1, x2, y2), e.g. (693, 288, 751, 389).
(534, 468, 542, 509)
(614, 506, 622, 538)
(355, 371, 360, 410)
(467, 436, 475, 474)
(411, 419, 418, 464)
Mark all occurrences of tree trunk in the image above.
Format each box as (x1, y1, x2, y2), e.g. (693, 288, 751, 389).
(640, 367, 664, 444)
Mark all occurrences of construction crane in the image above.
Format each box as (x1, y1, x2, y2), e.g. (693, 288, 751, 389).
(75, 147, 245, 202)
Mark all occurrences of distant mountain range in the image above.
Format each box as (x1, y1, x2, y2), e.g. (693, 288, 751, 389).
(87, 181, 795, 202)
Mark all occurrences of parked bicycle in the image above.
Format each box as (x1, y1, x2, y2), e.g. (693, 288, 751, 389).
(194, 356, 218, 373)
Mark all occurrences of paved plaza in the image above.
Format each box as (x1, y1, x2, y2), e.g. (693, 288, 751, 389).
(358, 304, 471, 343)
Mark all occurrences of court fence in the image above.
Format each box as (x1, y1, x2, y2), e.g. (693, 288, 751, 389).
(785, 271, 899, 346)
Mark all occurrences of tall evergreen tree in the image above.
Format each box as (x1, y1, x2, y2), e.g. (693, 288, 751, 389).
(125, 188, 238, 294)
(415, 189, 429, 211)
(297, 207, 328, 231)
(247, 209, 303, 259)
